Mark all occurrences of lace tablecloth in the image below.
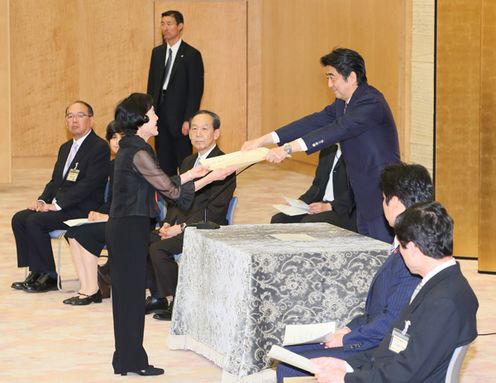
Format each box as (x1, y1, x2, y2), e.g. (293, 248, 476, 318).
(169, 223, 390, 381)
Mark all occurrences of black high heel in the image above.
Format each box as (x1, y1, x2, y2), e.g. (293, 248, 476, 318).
(120, 365, 165, 376)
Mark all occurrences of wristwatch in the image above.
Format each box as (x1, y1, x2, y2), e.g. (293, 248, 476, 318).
(282, 143, 293, 155)
(180, 222, 187, 232)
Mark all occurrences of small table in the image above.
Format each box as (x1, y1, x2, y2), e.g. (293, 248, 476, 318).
(169, 223, 390, 382)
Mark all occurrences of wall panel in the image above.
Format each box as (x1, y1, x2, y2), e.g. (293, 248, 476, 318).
(0, 0, 11, 182)
(11, 0, 79, 167)
(10, 0, 153, 167)
(260, 0, 408, 169)
(479, 0, 496, 271)
(78, 0, 154, 137)
(436, 0, 481, 257)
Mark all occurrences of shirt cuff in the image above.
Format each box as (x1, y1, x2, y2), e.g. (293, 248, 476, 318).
(271, 131, 280, 144)
(296, 138, 308, 152)
(344, 361, 354, 373)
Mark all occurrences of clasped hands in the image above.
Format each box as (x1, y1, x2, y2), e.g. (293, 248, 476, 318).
(158, 222, 182, 239)
(28, 201, 57, 212)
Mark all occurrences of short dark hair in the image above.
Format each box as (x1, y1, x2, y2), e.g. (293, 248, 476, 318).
(189, 109, 221, 130)
(105, 120, 121, 141)
(114, 93, 154, 136)
(65, 100, 94, 117)
(161, 10, 184, 24)
(320, 48, 367, 85)
(380, 162, 433, 208)
(395, 201, 453, 259)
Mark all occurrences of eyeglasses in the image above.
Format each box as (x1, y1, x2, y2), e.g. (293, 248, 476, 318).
(65, 112, 92, 120)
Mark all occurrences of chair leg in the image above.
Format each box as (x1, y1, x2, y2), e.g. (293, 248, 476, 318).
(57, 237, 63, 291)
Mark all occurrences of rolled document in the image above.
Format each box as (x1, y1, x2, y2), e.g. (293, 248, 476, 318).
(200, 148, 269, 170)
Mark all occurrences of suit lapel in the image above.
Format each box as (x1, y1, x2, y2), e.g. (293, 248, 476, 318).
(71, 130, 94, 166)
(168, 41, 186, 85)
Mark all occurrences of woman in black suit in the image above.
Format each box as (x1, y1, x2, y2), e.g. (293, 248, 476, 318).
(107, 93, 233, 376)
(63, 121, 121, 305)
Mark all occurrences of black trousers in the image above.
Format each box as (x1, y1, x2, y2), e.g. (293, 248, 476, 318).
(107, 216, 150, 374)
(155, 98, 192, 176)
(270, 209, 357, 233)
(148, 231, 183, 298)
(11, 209, 73, 273)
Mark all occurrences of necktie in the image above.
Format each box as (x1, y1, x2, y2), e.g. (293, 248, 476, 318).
(343, 102, 348, 114)
(63, 142, 79, 177)
(162, 48, 173, 89)
(409, 281, 423, 304)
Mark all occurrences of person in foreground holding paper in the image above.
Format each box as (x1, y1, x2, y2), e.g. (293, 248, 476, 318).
(11, 101, 110, 293)
(242, 48, 399, 243)
(145, 110, 236, 320)
(271, 144, 356, 232)
(276, 163, 432, 382)
(311, 201, 478, 383)
(62, 121, 121, 305)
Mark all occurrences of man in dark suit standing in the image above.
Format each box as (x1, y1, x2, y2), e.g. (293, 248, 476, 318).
(145, 110, 236, 320)
(147, 10, 204, 176)
(242, 48, 399, 243)
(311, 201, 478, 383)
(270, 144, 356, 232)
(11, 101, 110, 293)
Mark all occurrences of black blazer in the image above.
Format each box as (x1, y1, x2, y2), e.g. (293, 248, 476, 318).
(165, 145, 236, 225)
(346, 263, 478, 383)
(39, 130, 110, 216)
(299, 144, 355, 217)
(147, 41, 204, 138)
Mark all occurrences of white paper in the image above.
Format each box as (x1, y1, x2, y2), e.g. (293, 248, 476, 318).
(283, 322, 336, 346)
(268, 345, 315, 374)
(272, 204, 308, 216)
(270, 233, 317, 241)
(200, 148, 269, 170)
(283, 197, 309, 210)
(63, 218, 107, 227)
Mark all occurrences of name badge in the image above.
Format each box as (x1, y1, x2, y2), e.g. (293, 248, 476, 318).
(389, 320, 411, 354)
(66, 162, 80, 182)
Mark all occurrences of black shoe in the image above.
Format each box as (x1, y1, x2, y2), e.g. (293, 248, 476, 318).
(24, 273, 58, 293)
(121, 365, 164, 376)
(11, 272, 41, 290)
(153, 300, 173, 321)
(145, 296, 167, 314)
(63, 295, 80, 304)
(70, 290, 103, 305)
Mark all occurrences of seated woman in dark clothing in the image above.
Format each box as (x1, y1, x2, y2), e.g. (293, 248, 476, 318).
(107, 92, 235, 377)
(63, 121, 121, 305)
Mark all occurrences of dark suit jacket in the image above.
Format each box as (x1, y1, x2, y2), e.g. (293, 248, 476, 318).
(299, 144, 354, 217)
(39, 130, 110, 216)
(165, 145, 236, 225)
(147, 40, 204, 138)
(276, 83, 400, 220)
(343, 248, 420, 352)
(346, 263, 478, 383)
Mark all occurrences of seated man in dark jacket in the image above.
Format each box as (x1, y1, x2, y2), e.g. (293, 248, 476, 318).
(271, 144, 356, 232)
(146, 110, 236, 320)
(11, 100, 109, 293)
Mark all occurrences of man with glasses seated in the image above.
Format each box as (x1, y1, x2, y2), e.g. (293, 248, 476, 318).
(11, 101, 109, 293)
